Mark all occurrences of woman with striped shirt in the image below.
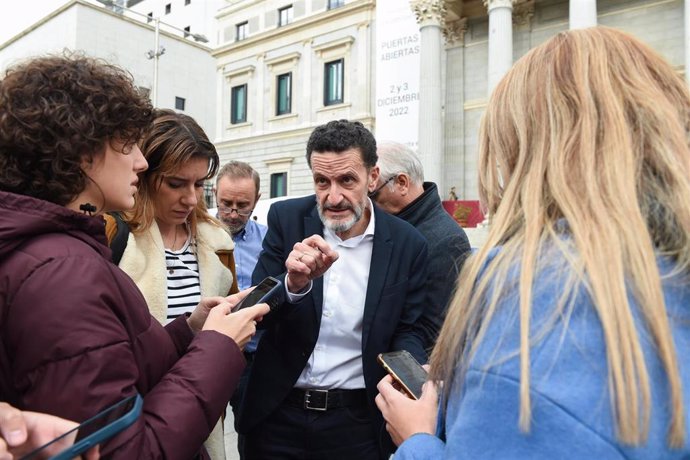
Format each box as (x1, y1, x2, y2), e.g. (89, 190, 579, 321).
(117, 109, 235, 459)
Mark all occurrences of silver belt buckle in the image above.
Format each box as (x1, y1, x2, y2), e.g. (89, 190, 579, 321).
(303, 389, 328, 411)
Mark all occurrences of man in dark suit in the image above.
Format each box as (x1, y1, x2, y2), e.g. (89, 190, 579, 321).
(238, 120, 429, 459)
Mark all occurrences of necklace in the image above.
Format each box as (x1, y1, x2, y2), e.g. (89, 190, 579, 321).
(166, 226, 180, 274)
(167, 255, 175, 274)
(171, 226, 179, 251)
(162, 223, 192, 274)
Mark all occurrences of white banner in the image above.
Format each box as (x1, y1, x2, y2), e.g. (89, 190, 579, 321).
(375, 0, 420, 150)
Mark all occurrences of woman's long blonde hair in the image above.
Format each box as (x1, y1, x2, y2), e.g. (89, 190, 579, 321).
(431, 27, 690, 447)
(127, 109, 222, 236)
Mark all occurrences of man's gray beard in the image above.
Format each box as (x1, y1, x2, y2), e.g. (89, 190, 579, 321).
(224, 220, 246, 236)
(316, 197, 364, 233)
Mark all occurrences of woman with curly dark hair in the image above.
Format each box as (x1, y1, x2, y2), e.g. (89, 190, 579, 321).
(0, 54, 268, 459)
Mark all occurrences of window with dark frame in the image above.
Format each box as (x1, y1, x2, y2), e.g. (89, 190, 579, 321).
(324, 59, 344, 106)
(175, 97, 186, 111)
(328, 0, 345, 9)
(276, 72, 292, 116)
(278, 5, 293, 27)
(236, 21, 248, 41)
(165, 3, 171, 14)
(270, 172, 288, 198)
(231, 84, 248, 124)
(204, 182, 214, 208)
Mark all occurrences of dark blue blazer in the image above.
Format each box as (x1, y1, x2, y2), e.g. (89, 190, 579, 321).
(237, 195, 429, 435)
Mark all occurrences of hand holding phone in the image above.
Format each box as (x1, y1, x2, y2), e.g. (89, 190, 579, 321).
(234, 276, 284, 311)
(375, 357, 438, 446)
(19, 394, 142, 460)
(378, 350, 428, 400)
(0, 404, 92, 460)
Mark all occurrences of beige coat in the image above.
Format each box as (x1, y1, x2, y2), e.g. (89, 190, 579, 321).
(119, 220, 234, 323)
(118, 220, 234, 460)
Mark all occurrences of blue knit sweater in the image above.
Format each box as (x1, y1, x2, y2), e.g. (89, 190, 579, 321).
(395, 251, 690, 459)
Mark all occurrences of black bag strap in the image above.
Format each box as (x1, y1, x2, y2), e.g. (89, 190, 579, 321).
(108, 212, 130, 265)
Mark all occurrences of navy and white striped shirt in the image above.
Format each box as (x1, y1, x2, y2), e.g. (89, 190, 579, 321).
(165, 238, 200, 324)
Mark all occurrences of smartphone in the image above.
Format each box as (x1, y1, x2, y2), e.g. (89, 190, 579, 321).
(378, 350, 428, 400)
(20, 394, 143, 460)
(234, 276, 284, 311)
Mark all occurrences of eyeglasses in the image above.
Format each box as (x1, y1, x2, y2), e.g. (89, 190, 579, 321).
(368, 175, 397, 199)
(218, 205, 253, 217)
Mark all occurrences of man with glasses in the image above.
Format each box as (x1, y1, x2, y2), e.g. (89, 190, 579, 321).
(215, 161, 267, 288)
(372, 141, 470, 362)
(215, 161, 268, 459)
(236, 120, 429, 459)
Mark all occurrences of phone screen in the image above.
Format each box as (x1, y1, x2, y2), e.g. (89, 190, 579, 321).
(235, 276, 282, 310)
(20, 394, 141, 460)
(378, 351, 428, 400)
(74, 395, 138, 441)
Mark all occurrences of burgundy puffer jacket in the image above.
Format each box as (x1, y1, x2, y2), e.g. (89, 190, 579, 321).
(0, 191, 245, 459)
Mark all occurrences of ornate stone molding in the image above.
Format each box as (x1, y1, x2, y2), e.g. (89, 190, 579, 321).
(482, 0, 513, 12)
(443, 17, 468, 45)
(411, 0, 447, 27)
(224, 65, 255, 79)
(513, 0, 535, 27)
(312, 36, 355, 58)
(265, 52, 301, 70)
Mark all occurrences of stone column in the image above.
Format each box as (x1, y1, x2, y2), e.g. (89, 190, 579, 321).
(255, 53, 265, 133)
(302, 40, 313, 124)
(570, 0, 597, 29)
(215, 68, 225, 143)
(411, 0, 446, 192)
(686, 0, 690, 84)
(356, 22, 372, 118)
(484, 0, 514, 96)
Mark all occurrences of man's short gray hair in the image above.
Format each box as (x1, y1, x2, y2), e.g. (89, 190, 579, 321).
(376, 141, 424, 188)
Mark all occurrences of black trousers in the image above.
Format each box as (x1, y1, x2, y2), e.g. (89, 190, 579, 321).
(230, 352, 255, 460)
(244, 393, 382, 460)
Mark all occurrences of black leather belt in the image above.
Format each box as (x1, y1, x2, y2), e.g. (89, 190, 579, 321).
(286, 388, 368, 412)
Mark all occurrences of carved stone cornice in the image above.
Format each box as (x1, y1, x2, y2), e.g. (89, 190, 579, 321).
(482, 0, 513, 12)
(411, 0, 447, 27)
(443, 17, 468, 45)
(513, 0, 535, 27)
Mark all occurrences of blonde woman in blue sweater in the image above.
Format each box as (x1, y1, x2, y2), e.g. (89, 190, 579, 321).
(376, 27, 690, 458)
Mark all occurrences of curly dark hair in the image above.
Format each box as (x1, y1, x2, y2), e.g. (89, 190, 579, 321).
(306, 119, 377, 168)
(0, 53, 154, 206)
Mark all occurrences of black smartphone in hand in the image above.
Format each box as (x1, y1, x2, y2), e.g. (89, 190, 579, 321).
(378, 350, 428, 400)
(234, 276, 285, 311)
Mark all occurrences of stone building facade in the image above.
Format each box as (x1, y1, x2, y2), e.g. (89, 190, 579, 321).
(417, 0, 683, 200)
(213, 0, 684, 201)
(0, 0, 217, 141)
(213, 0, 374, 198)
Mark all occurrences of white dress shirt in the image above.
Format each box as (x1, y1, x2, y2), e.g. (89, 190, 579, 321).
(293, 208, 376, 390)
